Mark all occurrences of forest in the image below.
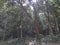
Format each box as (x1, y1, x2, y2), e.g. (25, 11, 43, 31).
(0, 0, 60, 45)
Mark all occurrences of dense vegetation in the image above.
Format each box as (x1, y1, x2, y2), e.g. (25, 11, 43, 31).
(0, 0, 60, 42)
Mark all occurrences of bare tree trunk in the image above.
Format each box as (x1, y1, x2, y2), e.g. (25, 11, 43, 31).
(34, 19, 39, 40)
(46, 15, 53, 35)
(54, 15, 59, 32)
(33, 6, 40, 39)
(2, 17, 8, 40)
(20, 24, 23, 39)
(17, 10, 23, 39)
(3, 22, 7, 41)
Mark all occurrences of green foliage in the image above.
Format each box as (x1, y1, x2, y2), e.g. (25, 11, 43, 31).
(0, 0, 60, 41)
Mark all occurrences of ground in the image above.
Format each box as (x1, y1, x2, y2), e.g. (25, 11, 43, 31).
(0, 38, 60, 45)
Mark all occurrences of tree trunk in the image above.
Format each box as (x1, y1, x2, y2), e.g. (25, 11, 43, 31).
(54, 15, 59, 32)
(34, 19, 39, 39)
(46, 15, 53, 35)
(33, 7, 40, 39)
(20, 19, 23, 39)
